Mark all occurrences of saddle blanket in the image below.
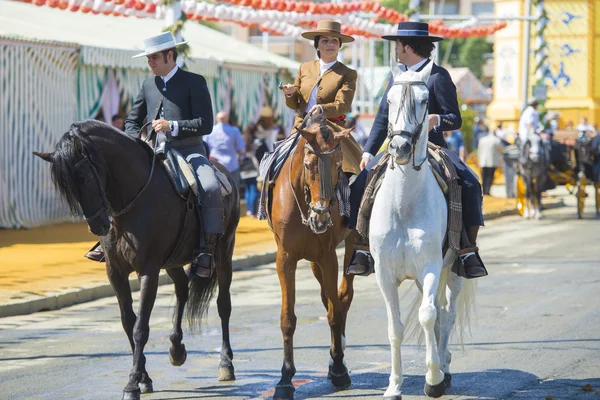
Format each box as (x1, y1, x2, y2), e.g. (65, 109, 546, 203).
(356, 143, 463, 251)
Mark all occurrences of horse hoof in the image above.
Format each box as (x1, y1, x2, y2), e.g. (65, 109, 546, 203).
(383, 396, 402, 400)
(328, 368, 351, 389)
(444, 373, 452, 388)
(424, 380, 446, 398)
(121, 389, 141, 400)
(169, 344, 187, 367)
(273, 384, 295, 400)
(218, 365, 236, 381)
(139, 381, 153, 394)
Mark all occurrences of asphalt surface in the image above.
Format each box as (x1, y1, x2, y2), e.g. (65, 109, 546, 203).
(1, 189, 599, 400)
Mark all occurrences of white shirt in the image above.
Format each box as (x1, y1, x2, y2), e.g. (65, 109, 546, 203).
(362, 58, 439, 160)
(576, 123, 595, 134)
(162, 65, 180, 137)
(305, 60, 337, 113)
(518, 106, 540, 143)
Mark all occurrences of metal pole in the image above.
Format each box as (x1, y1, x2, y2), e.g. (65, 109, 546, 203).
(521, 0, 533, 112)
(360, 41, 366, 113)
(409, 0, 421, 21)
(262, 32, 269, 53)
(352, 42, 358, 114)
(369, 38, 375, 114)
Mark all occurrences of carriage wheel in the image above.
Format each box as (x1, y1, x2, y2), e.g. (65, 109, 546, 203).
(516, 175, 526, 216)
(595, 182, 600, 216)
(577, 174, 587, 219)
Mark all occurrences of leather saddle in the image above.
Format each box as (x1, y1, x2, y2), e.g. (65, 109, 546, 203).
(158, 143, 232, 201)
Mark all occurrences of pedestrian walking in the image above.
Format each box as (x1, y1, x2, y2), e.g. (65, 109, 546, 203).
(478, 130, 504, 196)
(203, 111, 246, 185)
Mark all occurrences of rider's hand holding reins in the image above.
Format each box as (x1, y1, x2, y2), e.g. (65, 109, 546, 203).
(152, 119, 170, 133)
(308, 105, 323, 117)
(428, 114, 439, 132)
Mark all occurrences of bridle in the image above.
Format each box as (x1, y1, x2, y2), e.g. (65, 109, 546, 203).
(289, 113, 342, 227)
(73, 122, 158, 224)
(387, 80, 429, 171)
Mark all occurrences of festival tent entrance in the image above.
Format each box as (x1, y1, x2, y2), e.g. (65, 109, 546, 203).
(0, 0, 299, 228)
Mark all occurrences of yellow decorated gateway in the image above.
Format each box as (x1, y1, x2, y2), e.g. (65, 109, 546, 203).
(488, 0, 600, 128)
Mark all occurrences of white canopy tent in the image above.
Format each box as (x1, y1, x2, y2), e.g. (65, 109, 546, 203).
(0, 0, 299, 228)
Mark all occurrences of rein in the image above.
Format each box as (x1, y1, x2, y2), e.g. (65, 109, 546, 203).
(77, 122, 158, 223)
(288, 118, 342, 226)
(387, 80, 429, 171)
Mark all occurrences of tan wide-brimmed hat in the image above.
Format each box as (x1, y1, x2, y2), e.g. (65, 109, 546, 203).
(259, 106, 274, 118)
(301, 20, 355, 44)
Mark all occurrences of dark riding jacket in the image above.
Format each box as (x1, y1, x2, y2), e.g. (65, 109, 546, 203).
(125, 68, 213, 147)
(364, 60, 462, 155)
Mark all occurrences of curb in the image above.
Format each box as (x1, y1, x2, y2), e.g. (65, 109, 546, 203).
(0, 250, 278, 319)
(0, 198, 566, 319)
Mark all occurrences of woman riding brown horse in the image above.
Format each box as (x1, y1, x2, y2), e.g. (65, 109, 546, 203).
(270, 20, 361, 399)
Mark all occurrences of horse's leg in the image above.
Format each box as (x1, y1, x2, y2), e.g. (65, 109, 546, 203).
(274, 249, 298, 400)
(122, 272, 159, 400)
(309, 261, 328, 311)
(338, 235, 356, 347)
(419, 265, 446, 398)
(166, 268, 189, 367)
(437, 270, 463, 389)
(106, 263, 136, 353)
(375, 264, 404, 400)
(216, 254, 235, 381)
(317, 253, 351, 390)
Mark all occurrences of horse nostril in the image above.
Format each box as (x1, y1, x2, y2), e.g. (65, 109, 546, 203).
(401, 142, 411, 153)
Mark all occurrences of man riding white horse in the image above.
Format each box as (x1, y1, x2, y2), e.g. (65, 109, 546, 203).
(347, 22, 488, 279)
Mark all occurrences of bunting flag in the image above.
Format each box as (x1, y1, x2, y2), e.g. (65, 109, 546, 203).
(17, 0, 508, 39)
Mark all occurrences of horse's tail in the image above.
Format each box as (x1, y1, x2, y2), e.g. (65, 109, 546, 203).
(186, 272, 218, 333)
(404, 264, 477, 347)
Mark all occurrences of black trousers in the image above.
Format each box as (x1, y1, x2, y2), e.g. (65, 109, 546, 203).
(481, 167, 496, 195)
(349, 148, 484, 230)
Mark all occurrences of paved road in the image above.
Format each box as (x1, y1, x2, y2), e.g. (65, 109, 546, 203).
(1, 190, 599, 400)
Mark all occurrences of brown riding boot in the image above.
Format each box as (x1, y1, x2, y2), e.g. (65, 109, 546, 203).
(458, 226, 488, 279)
(191, 233, 219, 278)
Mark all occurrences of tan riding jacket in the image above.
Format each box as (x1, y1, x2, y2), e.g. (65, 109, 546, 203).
(285, 60, 358, 131)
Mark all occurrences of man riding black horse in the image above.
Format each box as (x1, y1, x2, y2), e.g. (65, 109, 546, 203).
(85, 32, 221, 278)
(347, 22, 488, 279)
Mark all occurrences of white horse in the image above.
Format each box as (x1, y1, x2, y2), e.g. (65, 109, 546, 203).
(370, 61, 476, 399)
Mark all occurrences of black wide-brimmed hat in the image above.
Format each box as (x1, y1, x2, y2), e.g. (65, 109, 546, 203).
(382, 21, 443, 42)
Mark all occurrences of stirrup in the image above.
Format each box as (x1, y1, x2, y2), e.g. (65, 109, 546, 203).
(347, 250, 374, 276)
(191, 250, 214, 278)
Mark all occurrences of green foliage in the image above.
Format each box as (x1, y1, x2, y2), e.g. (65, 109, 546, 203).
(439, 37, 492, 80)
(458, 99, 478, 153)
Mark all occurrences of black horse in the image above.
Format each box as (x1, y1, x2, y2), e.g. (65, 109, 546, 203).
(34, 120, 240, 400)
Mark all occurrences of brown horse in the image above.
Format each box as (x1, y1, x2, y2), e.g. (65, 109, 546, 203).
(267, 115, 357, 399)
(34, 120, 240, 400)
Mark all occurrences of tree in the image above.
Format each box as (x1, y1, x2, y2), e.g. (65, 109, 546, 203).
(440, 37, 493, 80)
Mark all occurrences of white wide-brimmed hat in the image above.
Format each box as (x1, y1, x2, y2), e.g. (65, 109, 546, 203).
(132, 32, 188, 59)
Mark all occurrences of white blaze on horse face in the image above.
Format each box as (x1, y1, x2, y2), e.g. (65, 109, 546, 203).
(528, 133, 542, 162)
(387, 70, 430, 165)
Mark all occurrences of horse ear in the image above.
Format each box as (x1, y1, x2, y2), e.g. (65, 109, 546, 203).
(391, 57, 405, 81)
(333, 128, 353, 141)
(33, 151, 53, 162)
(419, 60, 434, 83)
(299, 128, 316, 143)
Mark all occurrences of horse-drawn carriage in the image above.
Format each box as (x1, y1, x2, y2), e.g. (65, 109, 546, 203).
(516, 129, 600, 218)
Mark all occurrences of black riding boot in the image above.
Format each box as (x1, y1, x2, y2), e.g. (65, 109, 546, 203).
(85, 242, 105, 262)
(347, 242, 375, 276)
(191, 233, 219, 278)
(458, 226, 488, 279)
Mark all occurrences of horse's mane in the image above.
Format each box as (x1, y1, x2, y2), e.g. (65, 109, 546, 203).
(49, 119, 151, 215)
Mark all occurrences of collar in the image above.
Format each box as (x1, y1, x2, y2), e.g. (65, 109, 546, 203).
(407, 58, 429, 72)
(320, 59, 337, 72)
(162, 65, 179, 84)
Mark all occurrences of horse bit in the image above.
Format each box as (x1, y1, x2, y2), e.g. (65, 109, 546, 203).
(387, 80, 429, 171)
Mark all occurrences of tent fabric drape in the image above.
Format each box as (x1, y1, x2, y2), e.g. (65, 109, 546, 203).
(0, 42, 79, 228)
